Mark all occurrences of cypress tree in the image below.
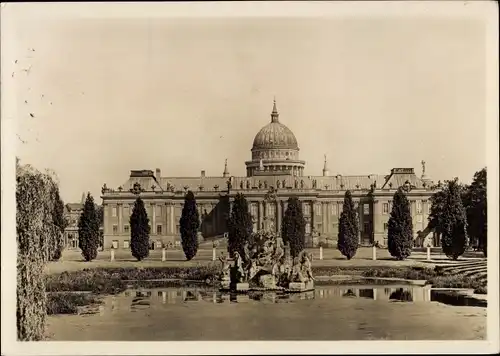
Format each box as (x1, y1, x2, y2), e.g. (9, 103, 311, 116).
(439, 179, 469, 260)
(50, 186, 67, 261)
(180, 190, 200, 260)
(387, 188, 414, 260)
(337, 190, 359, 259)
(281, 197, 306, 258)
(227, 193, 253, 258)
(130, 196, 150, 261)
(78, 193, 100, 261)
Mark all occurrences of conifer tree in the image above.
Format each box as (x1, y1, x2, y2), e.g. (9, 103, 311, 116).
(50, 187, 67, 261)
(78, 193, 100, 261)
(337, 190, 359, 259)
(281, 197, 306, 258)
(227, 193, 253, 258)
(130, 196, 150, 261)
(437, 178, 469, 260)
(387, 188, 414, 260)
(180, 190, 200, 260)
(463, 168, 487, 257)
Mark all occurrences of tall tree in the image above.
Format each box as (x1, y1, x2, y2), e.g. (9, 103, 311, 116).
(429, 178, 468, 260)
(463, 168, 487, 257)
(180, 190, 200, 260)
(50, 186, 67, 261)
(227, 193, 253, 258)
(282, 197, 306, 258)
(78, 193, 100, 261)
(337, 190, 359, 259)
(95, 205, 104, 248)
(130, 196, 150, 261)
(387, 188, 414, 260)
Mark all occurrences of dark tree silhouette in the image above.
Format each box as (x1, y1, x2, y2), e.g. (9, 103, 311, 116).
(130, 197, 150, 261)
(227, 193, 253, 258)
(463, 168, 487, 257)
(281, 197, 306, 258)
(387, 188, 413, 260)
(337, 190, 359, 259)
(78, 193, 100, 261)
(180, 190, 200, 260)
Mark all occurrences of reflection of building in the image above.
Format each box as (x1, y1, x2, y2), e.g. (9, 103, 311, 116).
(101, 100, 436, 250)
(63, 194, 104, 249)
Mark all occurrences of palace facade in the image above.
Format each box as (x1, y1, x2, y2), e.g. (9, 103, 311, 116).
(101, 100, 437, 250)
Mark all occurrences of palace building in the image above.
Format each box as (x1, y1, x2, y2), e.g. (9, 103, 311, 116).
(101, 100, 437, 250)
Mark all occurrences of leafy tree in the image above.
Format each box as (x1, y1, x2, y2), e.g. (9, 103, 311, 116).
(337, 190, 359, 259)
(387, 188, 414, 260)
(429, 178, 468, 260)
(227, 193, 253, 258)
(130, 196, 150, 261)
(282, 197, 306, 258)
(78, 193, 100, 261)
(463, 168, 487, 257)
(180, 191, 200, 260)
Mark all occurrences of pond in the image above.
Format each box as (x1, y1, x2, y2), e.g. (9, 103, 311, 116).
(46, 284, 487, 341)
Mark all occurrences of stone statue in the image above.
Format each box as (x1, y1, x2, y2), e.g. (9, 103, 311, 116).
(294, 180, 298, 189)
(232, 251, 246, 283)
(219, 253, 231, 288)
(421, 160, 426, 177)
(290, 257, 306, 283)
(277, 180, 281, 188)
(258, 180, 263, 189)
(246, 180, 251, 189)
(259, 159, 264, 171)
(300, 180, 305, 189)
(240, 181, 244, 189)
(282, 179, 286, 188)
(264, 181, 268, 189)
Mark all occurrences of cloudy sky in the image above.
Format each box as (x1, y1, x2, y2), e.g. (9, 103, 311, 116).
(2, 2, 493, 203)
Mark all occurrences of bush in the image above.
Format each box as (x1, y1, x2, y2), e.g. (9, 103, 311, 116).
(337, 190, 359, 259)
(130, 197, 150, 261)
(180, 191, 200, 260)
(46, 293, 102, 315)
(387, 188, 413, 260)
(282, 197, 306, 257)
(78, 193, 100, 261)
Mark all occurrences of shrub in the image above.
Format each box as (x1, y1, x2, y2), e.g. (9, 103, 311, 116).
(78, 193, 100, 261)
(387, 188, 413, 260)
(180, 191, 200, 260)
(130, 197, 150, 261)
(282, 197, 306, 257)
(337, 190, 359, 259)
(46, 293, 102, 315)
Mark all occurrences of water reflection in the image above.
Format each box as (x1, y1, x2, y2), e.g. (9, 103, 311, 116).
(98, 284, 486, 314)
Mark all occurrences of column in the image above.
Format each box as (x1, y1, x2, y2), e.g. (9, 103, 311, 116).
(277, 200, 282, 233)
(322, 202, 328, 234)
(258, 201, 263, 230)
(151, 204, 156, 235)
(118, 203, 123, 233)
(169, 203, 175, 234)
(165, 203, 169, 236)
(373, 199, 380, 245)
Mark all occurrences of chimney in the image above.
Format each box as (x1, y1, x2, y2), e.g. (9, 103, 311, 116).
(155, 168, 161, 179)
(201, 170, 206, 177)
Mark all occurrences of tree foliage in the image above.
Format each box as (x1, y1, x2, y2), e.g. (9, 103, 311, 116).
(337, 190, 359, 259)
(282, 197, 306, 258)
(50, 187, 67, 261)
(227, 193, 253, 258)
(462, 168, 487, 257)
(95, 205, 104, 248)
(429, 178, 468, 260)
(16, 161, 65, 340)
(387, 188, 414, 260)
(180, 191, 200, 261)
(78, 193, 100, 261)
(130, 196, 150, 261)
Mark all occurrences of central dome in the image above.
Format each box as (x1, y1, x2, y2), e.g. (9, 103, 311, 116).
(252, 100, 299, 150)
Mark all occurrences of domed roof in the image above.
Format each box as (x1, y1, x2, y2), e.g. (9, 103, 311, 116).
(252, 100, 299, 150)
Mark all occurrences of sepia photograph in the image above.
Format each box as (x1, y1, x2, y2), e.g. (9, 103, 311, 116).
(1, 1, 498, 355)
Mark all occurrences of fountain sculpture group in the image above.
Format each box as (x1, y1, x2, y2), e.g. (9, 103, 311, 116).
(218, 229, 315, 293)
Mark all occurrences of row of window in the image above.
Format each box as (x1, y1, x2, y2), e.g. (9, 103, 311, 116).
(111, 223, 180, 235)
(111, 240, 181, 249)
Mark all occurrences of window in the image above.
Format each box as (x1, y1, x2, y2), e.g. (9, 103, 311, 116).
(112, 240, 119, 249)
(417, 215, 423, 223)
(268, 204, 276, 216)
(305, 223, 311, 234)
(338, 204, 343, 214)
(416, 200, 422, 214)
(156, 224, 163, 235)
(427, 202, 432, 214)
(363, 204, 370, 215)
(363, 222, 369, 232)
(156, 205, 162, 217)
(384, 223, 388, 231)
(315, 204, 322, 216)
(331, 204, 338, 216)
(303, 203, 311, 215)
(123, 240, 130, 249)
(250, 203, 258, 217)
(112, 206, 117, 217)
(383, 203, 389, 214)
(124, 225, 130, 233)
(112, 224, 118, 234)
(124, 205, 130, 217)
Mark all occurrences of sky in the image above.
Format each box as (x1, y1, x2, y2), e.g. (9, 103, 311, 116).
(2, 3, 492, 204)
